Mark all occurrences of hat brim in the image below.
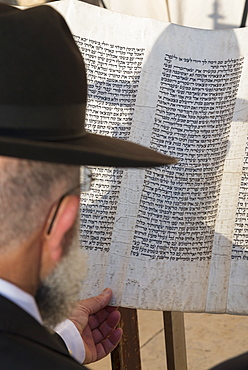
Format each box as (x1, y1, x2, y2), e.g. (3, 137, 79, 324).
(0, 132, 177, 167)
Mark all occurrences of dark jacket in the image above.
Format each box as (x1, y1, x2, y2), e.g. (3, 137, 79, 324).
(210, 352, 248, 370)
(0, 295, 88, 369)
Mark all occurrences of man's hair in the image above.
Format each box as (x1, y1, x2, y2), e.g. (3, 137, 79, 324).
(0, 156, 79, 252)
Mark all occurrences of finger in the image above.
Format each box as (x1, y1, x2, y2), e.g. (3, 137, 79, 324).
(89, 309, 120, 331)
(91, 310, 121, 344)
(88, 306, 118, 330)
(95, 328, 123, 361)
(106, 309, 121, 329)
(106, 306, 118, 312)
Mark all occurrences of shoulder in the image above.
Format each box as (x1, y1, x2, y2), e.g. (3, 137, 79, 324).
(0, 295, 88, 369)
(0, 331, 89, 370)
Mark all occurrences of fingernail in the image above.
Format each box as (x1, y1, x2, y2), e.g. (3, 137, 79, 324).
(103, 288, 111, 295)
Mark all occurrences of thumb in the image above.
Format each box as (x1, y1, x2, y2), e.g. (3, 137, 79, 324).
(79, 288, 113, 315)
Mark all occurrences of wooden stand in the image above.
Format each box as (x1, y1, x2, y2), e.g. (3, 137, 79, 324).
(163, 311, 187, 370)
(111, 308, 187, 370)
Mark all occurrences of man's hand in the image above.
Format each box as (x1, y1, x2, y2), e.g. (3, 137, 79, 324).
(69, 288, 122, 364)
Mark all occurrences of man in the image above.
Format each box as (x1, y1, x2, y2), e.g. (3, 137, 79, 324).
(0, 3, 176, 369)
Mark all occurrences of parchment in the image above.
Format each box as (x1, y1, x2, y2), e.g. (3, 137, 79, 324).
(52, 0, 248, 313)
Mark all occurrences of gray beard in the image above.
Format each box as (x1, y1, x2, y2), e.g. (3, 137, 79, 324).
(35, 224, 87, 329)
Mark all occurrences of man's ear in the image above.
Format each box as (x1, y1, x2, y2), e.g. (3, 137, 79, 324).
(42, 195, 80, 264)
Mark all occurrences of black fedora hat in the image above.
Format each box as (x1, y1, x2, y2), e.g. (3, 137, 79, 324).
(0, 4, 177, 167)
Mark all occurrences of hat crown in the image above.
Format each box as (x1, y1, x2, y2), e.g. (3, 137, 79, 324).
(0, 4, 87, 139)
(0, 5, 87, 106)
